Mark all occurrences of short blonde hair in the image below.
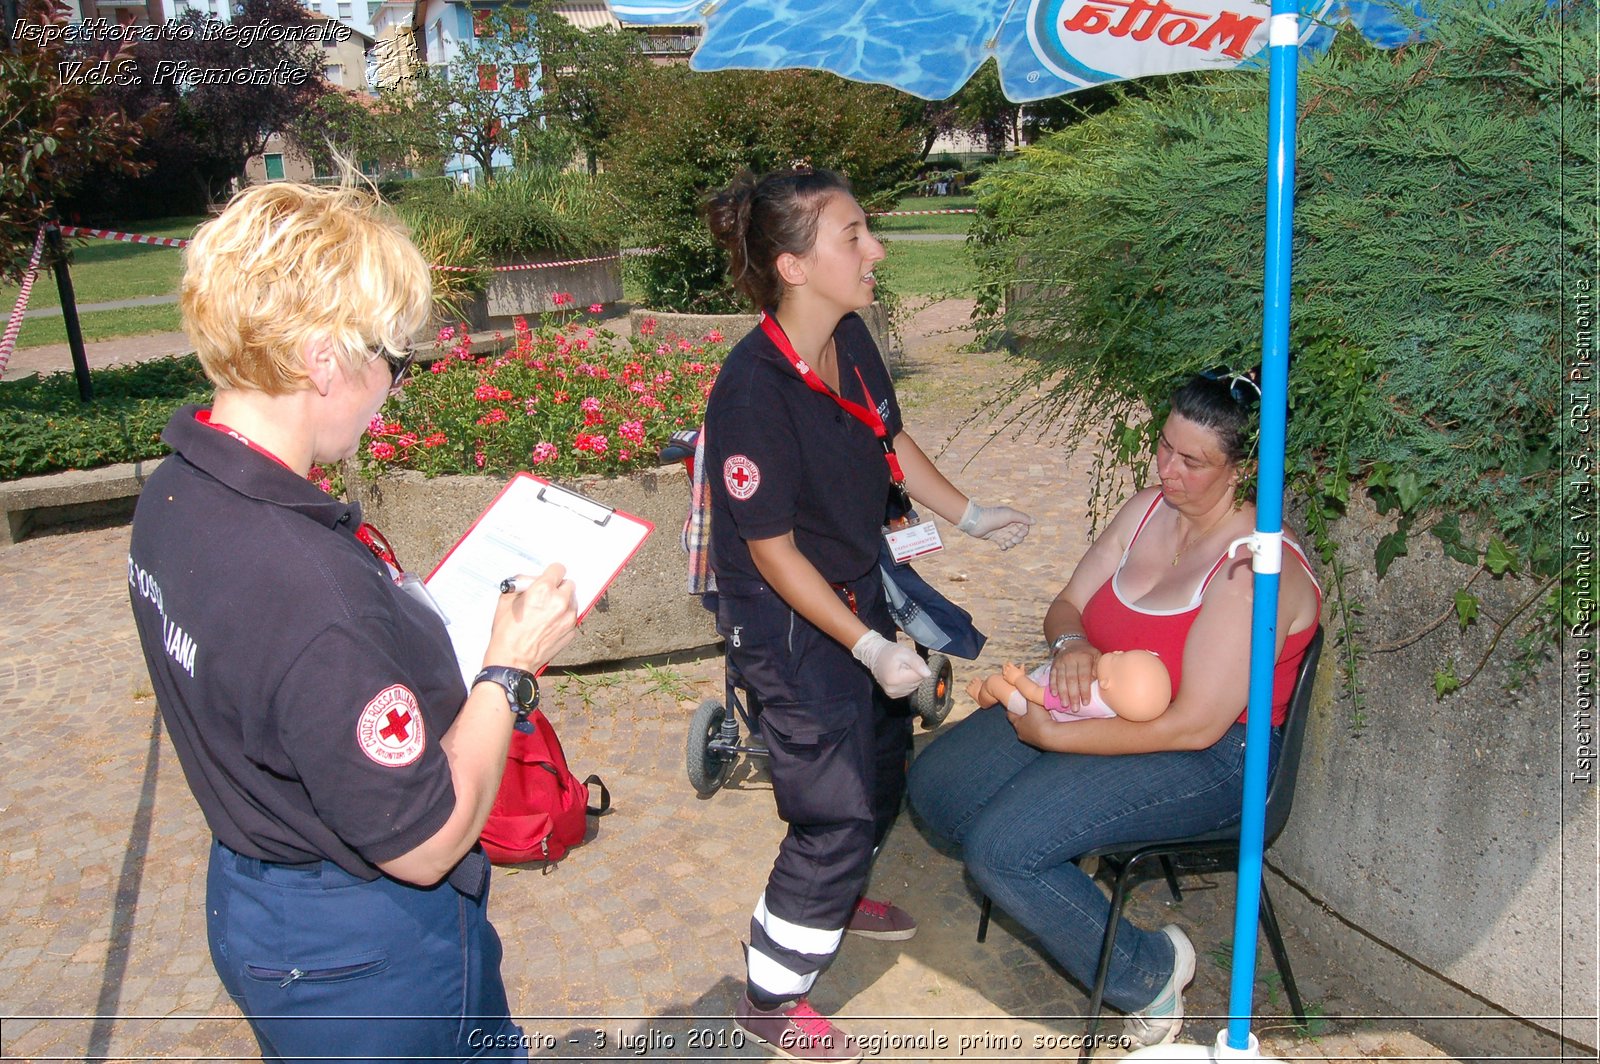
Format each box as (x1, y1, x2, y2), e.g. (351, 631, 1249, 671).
(181, 180, 432, 394)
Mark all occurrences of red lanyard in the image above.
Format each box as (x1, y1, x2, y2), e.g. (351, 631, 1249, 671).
(196, 409, 401, 573)
(196, 408, 292, 470)
(758, 311, 904, 484)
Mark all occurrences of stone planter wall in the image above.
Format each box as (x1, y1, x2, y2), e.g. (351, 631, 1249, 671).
(486, 250, 624, 326)
(346, 466, 718, 668)
(628, 301, 899, 362)
(1269, 494, 1594, 1057)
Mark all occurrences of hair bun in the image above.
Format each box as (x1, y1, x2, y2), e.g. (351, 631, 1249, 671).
(704, 171, 758, 254)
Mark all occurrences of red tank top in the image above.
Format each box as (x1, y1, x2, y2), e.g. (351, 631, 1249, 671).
(1079, 494, 1320, 727)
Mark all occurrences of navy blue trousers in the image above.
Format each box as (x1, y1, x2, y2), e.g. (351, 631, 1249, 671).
(717, 569, 912, 1003)
(207, 840, 527, 1062)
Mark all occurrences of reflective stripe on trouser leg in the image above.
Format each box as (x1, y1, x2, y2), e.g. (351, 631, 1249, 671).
(747, 892, 845, 999)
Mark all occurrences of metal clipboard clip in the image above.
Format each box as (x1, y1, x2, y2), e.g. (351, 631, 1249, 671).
(536, 483, 614, 527)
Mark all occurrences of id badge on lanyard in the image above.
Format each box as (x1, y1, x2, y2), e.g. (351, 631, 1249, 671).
(357, 523, 451, 625)
(758, 312, 943, 566)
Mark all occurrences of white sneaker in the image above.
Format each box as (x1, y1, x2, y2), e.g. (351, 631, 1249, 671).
(1123, 924, 1196, 1048)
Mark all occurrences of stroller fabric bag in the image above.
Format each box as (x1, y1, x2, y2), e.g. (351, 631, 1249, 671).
(878, 542, 987, 660)
(480, 709, 610, 865)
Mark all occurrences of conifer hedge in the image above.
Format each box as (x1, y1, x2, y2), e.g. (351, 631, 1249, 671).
(972, 0, 1593, 696)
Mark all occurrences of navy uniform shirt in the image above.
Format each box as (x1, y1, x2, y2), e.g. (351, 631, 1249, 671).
(127, 406, 462, 879)
(705, 313, 903, 585)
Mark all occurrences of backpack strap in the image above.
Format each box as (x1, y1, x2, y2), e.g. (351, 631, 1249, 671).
(585, 774, 610, 817)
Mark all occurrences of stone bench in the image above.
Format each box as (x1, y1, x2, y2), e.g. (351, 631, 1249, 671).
(0, 458, 164, 546)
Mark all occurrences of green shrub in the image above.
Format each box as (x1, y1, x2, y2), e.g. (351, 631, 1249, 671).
(604, 67, 923, 312)
(0, 357, 211, 479)
(972, 0, 1594, 694)
(395, 169, 624, 261)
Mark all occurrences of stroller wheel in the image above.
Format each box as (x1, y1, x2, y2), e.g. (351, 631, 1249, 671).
(686, 698, 734, 796)
(911, 653, 955, 728)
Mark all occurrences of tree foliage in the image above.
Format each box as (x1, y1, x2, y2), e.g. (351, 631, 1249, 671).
(67, 0, 329, 215)
(287, 88, 450, 180)
(397, 8, 542, 183)
(603, 66, 923, 312)
(1, 0, 150, 280)
(529, 5, 649, 173)
(972, 0, 1595, 695)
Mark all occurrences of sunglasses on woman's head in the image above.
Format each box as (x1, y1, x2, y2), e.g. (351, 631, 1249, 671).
(1201, 367, 1261, 406)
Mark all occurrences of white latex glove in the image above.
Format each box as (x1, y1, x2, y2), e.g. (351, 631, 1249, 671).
(957, 500, 1034, 551)
(851, 631, 931, 699)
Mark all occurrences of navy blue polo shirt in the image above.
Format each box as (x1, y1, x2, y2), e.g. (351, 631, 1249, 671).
(127, 406, 462, 880)
(705, 313, 903, 585)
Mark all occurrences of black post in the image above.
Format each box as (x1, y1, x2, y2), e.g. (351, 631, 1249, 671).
(44, 224, 92, 403)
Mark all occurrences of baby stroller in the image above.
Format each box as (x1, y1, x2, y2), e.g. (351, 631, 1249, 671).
(661, 429, 983, 797)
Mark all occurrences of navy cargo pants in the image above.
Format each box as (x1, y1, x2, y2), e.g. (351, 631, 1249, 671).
(207, 840, 527, 1062)
(716, 569, 913, 1004)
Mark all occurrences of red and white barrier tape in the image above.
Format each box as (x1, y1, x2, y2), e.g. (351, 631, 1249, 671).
(430, 247, 659, 274)
(0, 226, 49, 380)
(54, 225, 664, 274)
(869, 209, 978, 217)
(59, 225, 190, 248)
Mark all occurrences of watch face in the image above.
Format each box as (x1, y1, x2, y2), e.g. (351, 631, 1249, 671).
(511, 673, 536, 709)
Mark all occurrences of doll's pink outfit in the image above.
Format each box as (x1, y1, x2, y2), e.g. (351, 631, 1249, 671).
(1024, 662, 1117, 722)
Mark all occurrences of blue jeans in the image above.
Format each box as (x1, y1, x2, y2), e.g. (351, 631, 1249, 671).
(907, 708, 1276, 1012)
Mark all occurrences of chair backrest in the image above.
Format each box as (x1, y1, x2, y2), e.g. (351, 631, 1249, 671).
(1262, 625, 1324, 846)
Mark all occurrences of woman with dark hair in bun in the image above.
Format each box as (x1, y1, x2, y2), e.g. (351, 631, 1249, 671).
(701, 168, 1033, 1063)
(909, 371, 1322, 1048)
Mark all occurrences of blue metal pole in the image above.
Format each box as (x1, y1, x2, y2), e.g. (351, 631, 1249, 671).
(1225, 0, 1300, 1051)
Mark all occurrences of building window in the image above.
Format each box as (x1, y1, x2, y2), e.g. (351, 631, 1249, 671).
(473, 8, 491, 37)
(512, 63, 529, 90)
(264, 154, 285, 180)
(477, 64, 497, 91)
(324, 63, 343, 82)
(338, 1, 352, 17)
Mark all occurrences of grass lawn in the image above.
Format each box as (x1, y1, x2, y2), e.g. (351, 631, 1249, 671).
(2, 215, 201, 349)
(9, 304, 184, 351)
(871, 194, 978, 236)
(879, 238, 977, 299)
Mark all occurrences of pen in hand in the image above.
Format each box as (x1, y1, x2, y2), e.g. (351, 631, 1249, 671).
(500, 575, 535, 595)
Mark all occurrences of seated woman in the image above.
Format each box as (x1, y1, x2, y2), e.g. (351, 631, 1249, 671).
(968, 649, 1171, 722)
(908, 370, 1321, 1048)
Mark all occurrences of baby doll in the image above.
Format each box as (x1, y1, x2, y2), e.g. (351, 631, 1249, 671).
(967, 649, 1172, 722)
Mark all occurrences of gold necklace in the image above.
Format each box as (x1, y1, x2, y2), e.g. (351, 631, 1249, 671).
(1171, 507, 1234, 566)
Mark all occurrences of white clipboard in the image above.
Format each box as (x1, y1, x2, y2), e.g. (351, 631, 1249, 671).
(424, 473, 654, 687)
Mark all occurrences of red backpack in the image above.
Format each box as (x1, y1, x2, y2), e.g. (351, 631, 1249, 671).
(479, 709, 609, 866)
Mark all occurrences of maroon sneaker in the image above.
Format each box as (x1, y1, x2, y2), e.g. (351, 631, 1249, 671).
(735, 995, 862, 1064)
(845, 897, 917, 940)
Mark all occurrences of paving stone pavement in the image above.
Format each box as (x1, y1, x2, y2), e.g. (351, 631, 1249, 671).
(0, 300, 1461, 1062)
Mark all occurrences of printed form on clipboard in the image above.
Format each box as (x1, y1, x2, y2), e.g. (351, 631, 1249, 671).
(424, 473, 653, 688)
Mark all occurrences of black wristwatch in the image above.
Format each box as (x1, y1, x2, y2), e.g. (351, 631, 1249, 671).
(473, 666, 539, 719)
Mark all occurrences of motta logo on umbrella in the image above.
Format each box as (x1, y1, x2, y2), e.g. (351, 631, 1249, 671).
(1028, 0, 1310, 84)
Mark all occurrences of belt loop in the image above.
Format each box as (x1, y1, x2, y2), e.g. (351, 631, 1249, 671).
(447, 846, 489, 900)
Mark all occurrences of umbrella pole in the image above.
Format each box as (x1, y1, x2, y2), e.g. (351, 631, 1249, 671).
(1223, 0, 1301, 1053)
(1119, 13, 1304, 1056)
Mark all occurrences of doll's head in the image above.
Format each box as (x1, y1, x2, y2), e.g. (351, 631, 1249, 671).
(1095, 650, 1171, 721)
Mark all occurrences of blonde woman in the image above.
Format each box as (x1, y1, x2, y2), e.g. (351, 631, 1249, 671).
(128, 180, 576, 1060)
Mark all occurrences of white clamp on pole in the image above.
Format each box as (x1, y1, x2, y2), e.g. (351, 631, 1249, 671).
(1122, 1029, 1275, 1062)
(1227, 530, 1284, 575)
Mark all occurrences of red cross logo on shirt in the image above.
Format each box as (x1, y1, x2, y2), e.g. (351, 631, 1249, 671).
(380, 708, 412, 743)
(723, 454, 761, 500)
(356, 685, 426, 767)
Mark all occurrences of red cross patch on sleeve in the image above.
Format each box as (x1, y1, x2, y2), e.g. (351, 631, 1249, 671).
(723, 454, 761, 500)
(356, 685, 426, 767)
